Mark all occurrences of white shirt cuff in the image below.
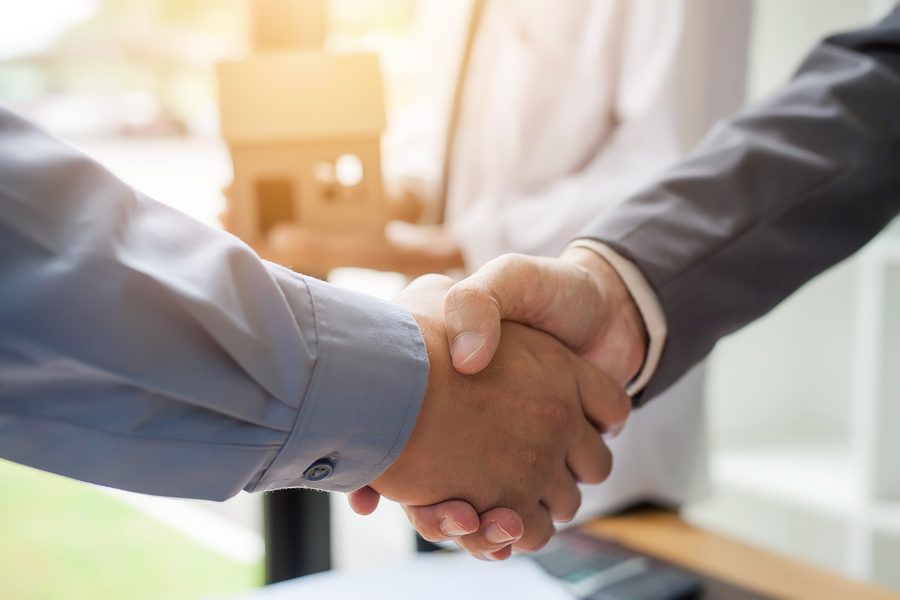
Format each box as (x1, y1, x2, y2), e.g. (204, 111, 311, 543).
(563, 239, 667, 397)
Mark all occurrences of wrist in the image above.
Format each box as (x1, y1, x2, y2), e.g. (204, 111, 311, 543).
(371, 274, 455, 503)
(559, 247, 648, 386)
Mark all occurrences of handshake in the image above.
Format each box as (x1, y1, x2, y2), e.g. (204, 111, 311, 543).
(353, 247, 649, 561)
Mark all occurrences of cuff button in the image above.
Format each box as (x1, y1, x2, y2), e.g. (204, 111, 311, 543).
(304, 458, 334, 482)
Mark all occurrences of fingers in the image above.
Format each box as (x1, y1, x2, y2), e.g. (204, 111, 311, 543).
(402, 501, 479, 543)
(398, 501, 560, 560)
(574, 357, 632, 435)
(512, 503, 556, 554)
(481, 545, 513, 561)
(566, 422, 614, 485)
(443, 254, 606, 375)
(556, 358, 627, 492)
(452, 508, 524, 559)
(392, 500, 558, 561)
(555, 350, 625, 489)
(541, 468, 582, 523)
(401, 503, 528, 562)
(403, 503, 527, 560)
(347, 486, 380, 515)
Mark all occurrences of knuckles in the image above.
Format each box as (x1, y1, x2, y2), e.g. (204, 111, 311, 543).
(514, 530, 553, 553)
(414, 272, 457, 290)
(536, 398, 570, 437)
(585, 450, 614, 485)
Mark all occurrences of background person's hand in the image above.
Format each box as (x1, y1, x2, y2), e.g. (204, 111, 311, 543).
(366, 274, 630, 557)
(219, 183, 463, 277)
(258, 221, 464, 277)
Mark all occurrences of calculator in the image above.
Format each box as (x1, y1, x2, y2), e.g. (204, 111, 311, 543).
(530, 530, 703, 600)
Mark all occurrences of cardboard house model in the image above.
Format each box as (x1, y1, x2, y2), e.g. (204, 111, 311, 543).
(218, 0, 389, 243)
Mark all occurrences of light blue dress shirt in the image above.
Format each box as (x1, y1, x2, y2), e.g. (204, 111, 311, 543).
(0, 105, 429, 500)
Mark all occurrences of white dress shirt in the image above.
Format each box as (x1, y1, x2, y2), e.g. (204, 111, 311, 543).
(387, 0, 751, 517)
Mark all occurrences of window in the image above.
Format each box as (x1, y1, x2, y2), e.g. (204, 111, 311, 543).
(312, 154, 365, 204)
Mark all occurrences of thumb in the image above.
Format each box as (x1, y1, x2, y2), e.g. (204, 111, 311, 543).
(444, 253, 609, 375)
(348, 486, 381, 515)
(442, 286, 501, 375)
(443, 254, 550, 374)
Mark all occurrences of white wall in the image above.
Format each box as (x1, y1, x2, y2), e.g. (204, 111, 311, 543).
(694, 1, 900, 588)
(705, 259, 858, 451)
(747, 0, 891, 102)
(705, 0, 898, 461)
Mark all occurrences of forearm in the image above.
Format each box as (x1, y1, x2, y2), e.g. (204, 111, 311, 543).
(582, 13, 900, 402)
(0, 106, 429, 499)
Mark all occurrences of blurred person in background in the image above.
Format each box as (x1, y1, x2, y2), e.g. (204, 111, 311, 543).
(240, 0, 752, 528)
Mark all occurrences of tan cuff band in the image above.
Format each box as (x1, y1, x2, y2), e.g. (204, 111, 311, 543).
(563, 239, 667, 397)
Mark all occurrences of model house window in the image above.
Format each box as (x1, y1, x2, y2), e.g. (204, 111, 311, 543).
(335, 154, 364, 187)
(312, 155, 365, 204)
(255, 179, 295, 233)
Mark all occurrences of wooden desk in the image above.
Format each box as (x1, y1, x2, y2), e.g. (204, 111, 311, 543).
(583, 509, 899, 600)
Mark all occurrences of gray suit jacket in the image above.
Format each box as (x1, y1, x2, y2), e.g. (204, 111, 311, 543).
(585, 8, 900, 405)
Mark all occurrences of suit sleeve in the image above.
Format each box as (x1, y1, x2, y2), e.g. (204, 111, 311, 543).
(0, 106, 429, 500)
(581, 9, 900, 405)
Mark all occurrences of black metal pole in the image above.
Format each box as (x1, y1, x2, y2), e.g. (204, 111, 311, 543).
(415, 532, 443, 553)
(263, 488, 331, 584)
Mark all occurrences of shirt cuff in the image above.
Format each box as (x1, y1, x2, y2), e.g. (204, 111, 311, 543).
(247, 273, 429, 494)
(563, 239, 667, 397)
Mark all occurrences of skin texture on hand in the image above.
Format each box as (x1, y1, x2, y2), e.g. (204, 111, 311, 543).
(367, 274, 631, 557)
(445, 248, 648, 385)
(377, 248, 649, 559)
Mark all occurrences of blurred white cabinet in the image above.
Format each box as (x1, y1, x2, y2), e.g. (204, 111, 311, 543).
(685, 228, 900, 591)
(684, 3, 900, 586)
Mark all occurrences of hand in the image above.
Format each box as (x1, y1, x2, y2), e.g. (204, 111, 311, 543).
(348, 486, 525, 561)
(394, 248, 648, 557)
(366, 274, 630, 557)
(444, 248, 648, 384)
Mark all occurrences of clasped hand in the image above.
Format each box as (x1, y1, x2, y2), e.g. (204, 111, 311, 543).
(352, 249, 647, 561)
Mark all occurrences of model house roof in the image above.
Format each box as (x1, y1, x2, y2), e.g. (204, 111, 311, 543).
(218, 51, 386, 144)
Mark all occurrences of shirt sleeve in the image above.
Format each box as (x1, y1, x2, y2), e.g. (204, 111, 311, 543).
(562, 240, 667, 399)
(0, 105, 429, 500)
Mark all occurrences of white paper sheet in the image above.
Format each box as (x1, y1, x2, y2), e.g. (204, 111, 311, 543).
(213, 551, 575, 600)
